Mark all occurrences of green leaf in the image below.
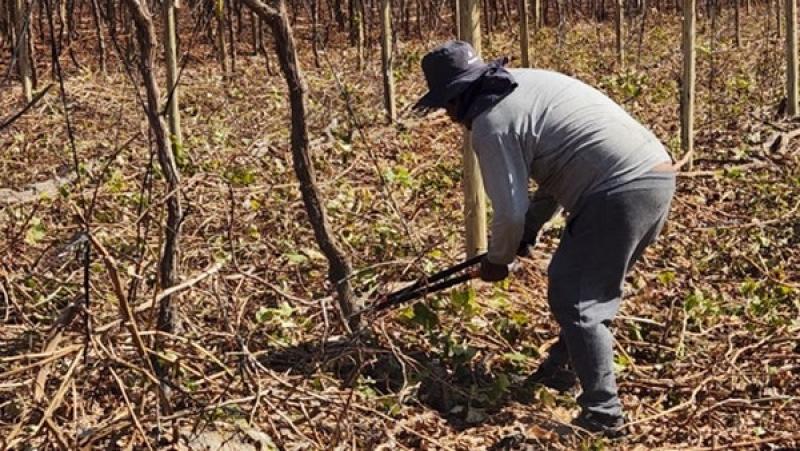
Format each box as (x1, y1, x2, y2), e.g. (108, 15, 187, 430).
(302, 248, 326, 261)
(487, 373, 511, 402)
(489, 292, 510, 310)
(247, 224, 260, 240)
(224, 166, 257, 186)
(537, 386, 556, 407)
(255, 302, 294, 324)
(255, 307, 270, 323)
(740, 279, 760, 296)
(172, 139, 189, 169)
(509, 312, 529, 326)
(184, 379, 199, 392)
(613, 353, 633, 373)
(724, 167, 743, 179)
(24, 218, 46, 245)
(450, 287, 479, 317)
(410, 302, 439, 330)
(246, 197, 261, 211)
(451, 342, 478, 365)
(106, 169, 127, 193)
(285, 252, 308, 265)
(657, 270, 676, 285)
(629, 322, 644, 341)
(384, 165, 413, 187)
(380, 398, 403, 417)
(356, 375, 377, 398)
(502, 352, 529, 365)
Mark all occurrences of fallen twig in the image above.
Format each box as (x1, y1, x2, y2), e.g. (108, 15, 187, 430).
(31, 347, 83, 436)
(0, 84, 53, 132)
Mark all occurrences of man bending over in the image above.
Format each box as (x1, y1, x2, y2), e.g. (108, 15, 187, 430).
(413, 41, 676, 437)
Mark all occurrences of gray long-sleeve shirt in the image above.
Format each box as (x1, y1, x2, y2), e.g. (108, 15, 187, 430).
(471, 69, 671, 265)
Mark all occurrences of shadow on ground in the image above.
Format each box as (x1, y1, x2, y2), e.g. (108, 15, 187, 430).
(258, 333, 576, 445)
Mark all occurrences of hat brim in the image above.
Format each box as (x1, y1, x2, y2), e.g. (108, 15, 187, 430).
(412, 64, 488, 111)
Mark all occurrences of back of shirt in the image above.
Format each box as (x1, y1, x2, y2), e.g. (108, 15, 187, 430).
(472, 68, 670, 213)
(470, 69, 671, 264)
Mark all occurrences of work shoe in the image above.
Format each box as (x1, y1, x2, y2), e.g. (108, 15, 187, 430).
(523, 358, 578, 393)
(572, 410, 626, 438)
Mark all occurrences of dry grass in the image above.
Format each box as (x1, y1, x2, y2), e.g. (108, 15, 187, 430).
(1, 6, 798, 450)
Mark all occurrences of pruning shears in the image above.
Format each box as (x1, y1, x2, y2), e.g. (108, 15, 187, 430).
(350, 253, 486, 318)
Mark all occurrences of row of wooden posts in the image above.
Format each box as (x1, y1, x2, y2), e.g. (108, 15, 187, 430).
(368, 0, 800, 256)
(456, 0, 800, 256)
(3, 0, 799, 298)
(5, 0, 799, 155)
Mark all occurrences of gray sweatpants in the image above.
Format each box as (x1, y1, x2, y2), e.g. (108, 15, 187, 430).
(546, 171, 676, 417)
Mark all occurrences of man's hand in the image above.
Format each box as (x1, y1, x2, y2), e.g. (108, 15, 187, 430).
(479, 255, 509, 282)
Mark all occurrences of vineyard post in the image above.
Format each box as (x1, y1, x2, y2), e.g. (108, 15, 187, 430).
(459, 0, 487, 257)
(455, 0, 461, 36)
(520, 0, 530, 66)
(163, 0, 183, 148)
(787, 0, 798, 115)
(681, 0, 695, 167)
(90, 0, 106, 73)
(616, 0, 624, 67)
(216, 0, 229, 74)
(15, 0, 33, 102)
(380, 0, 395, 121)
(735, 0, 741, 46)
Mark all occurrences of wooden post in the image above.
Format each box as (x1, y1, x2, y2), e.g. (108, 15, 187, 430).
(227, 0, 237, 73)
(734, 0, 741, 47)
(250, 10, 258, 51)
(14, 0, 32, 102)
(483, 0, 493, 49)
(459, 0, 487, 257)
(310, 0, 322, 67)
(350, 0, 364, 69)
(163, 0, 183, 148)
(380, 0, 396, 122)
(357, 0, 364, 69)
(681, 0, 695, 167)
(216, 0, 228, 74)
(1, 2, 8, 44)
(455, 0, 461, 36)
(787, 0, 798, 115)
(616, 0, 624, 67)
(90, 0, 107, 73)
(519, 0, 530, 66)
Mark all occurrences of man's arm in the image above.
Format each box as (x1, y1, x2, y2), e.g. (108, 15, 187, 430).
(520, 190, 561, 249)
(472, 132, 529, 266)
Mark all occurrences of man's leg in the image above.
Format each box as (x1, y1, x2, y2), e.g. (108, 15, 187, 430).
(547, 182, 674, 422)
(525, 332, 577, 392)
(544, 333, 570, 367)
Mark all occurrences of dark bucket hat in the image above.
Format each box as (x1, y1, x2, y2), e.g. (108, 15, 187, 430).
(413, 40, 488, 111)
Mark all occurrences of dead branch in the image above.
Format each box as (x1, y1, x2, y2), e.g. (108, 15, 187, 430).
(121, 0, 184, 337)
(33, 295, 83, 402)
(240, 0, 359, 330)
(0, 84, 52, 132)
(88, 233, 155, 374)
